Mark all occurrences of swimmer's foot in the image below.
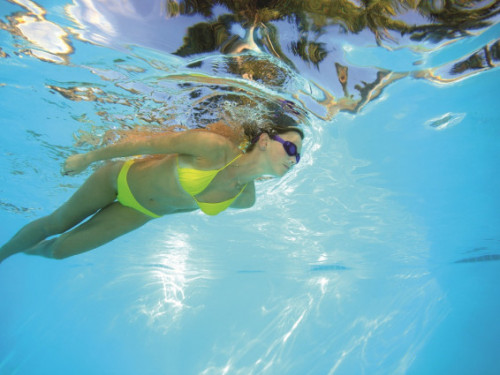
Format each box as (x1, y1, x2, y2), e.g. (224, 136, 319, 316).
(0, 244, 17, 264)
(0, 238, 57, 263)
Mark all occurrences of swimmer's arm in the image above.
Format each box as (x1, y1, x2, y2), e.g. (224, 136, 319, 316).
(63, 130, 227, 175)
(230, 182, 256, 209)
(141, 130, 228, 157)
(91, 130, 225, 160)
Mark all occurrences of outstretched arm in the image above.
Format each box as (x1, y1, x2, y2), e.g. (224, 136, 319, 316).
(63, 130, 229, 175)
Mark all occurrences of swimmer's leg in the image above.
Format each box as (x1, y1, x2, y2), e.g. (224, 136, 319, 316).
(0, 162, 122, 263)
(25, 202, 152, 259)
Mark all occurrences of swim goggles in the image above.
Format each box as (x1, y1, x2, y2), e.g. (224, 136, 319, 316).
(271, 135, 300, 164)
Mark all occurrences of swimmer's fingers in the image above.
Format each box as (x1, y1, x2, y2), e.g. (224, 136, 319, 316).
(62, 154, 90, 176)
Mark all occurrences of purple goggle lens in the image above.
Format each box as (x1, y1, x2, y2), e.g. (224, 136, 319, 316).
(271, 135, 300, 164)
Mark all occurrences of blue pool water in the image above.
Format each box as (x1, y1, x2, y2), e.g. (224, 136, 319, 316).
(1, 1, 499, 374)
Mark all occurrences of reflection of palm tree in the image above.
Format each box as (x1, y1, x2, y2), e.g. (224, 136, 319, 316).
(490, 40, 500, 61)
(357, 0, 409, 44)
(451, 51, 485, 74)
(165, 0, 499, 118)
(168, 0, 499, 60)
(259, 23, 297, 68)
(169, 0, 333, 67)
(173, 15, 234, 57)
(290, 37, 327, 68)
(173, 15, 294, 86)
(221, 24, 261, 54)
(451, 39, 500, 74)
(408, 1, 500, 42)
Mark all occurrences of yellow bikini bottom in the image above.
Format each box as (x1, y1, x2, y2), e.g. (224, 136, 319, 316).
(116, 160, 161, 219)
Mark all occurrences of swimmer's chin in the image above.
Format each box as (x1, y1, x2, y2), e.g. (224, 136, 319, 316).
(277, 163, 291, 176)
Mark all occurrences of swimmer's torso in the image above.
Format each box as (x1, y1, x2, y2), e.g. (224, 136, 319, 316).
(121, 153, 252, 215)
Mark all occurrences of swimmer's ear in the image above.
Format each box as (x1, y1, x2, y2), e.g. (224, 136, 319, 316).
(258, 133, 270, 150)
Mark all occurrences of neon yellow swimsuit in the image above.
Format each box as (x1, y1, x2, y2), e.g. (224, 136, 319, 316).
(116, 155, 247, 218)
(117, 160, 161, 218)
(177, 154, 247, 216)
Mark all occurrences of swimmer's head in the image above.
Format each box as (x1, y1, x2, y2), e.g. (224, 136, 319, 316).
(258, 128, 303, 176)
(240, 99, 305, 153)
(244, 125, 304, 153)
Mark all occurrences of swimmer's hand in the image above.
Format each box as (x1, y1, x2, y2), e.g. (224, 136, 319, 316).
(62, 154, 91, 175)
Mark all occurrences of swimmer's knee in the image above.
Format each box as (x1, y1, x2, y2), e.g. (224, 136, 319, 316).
(38, 233, 73, 259)
(50, 237, 72, 260)
(50, 232, 96, 260)
(25, 238, 68, 259)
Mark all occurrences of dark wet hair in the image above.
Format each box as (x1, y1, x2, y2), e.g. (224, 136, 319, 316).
(244, 124, 304, 153)
(240, 99, 305, 152)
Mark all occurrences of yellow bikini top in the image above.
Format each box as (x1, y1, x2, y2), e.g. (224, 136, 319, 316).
(177, 154, 247, 216)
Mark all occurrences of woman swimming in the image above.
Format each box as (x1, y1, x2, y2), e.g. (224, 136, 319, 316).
(0, 124, 303, 262)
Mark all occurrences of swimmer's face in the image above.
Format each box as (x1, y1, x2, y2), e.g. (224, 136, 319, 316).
(269, 131, 303, 176)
